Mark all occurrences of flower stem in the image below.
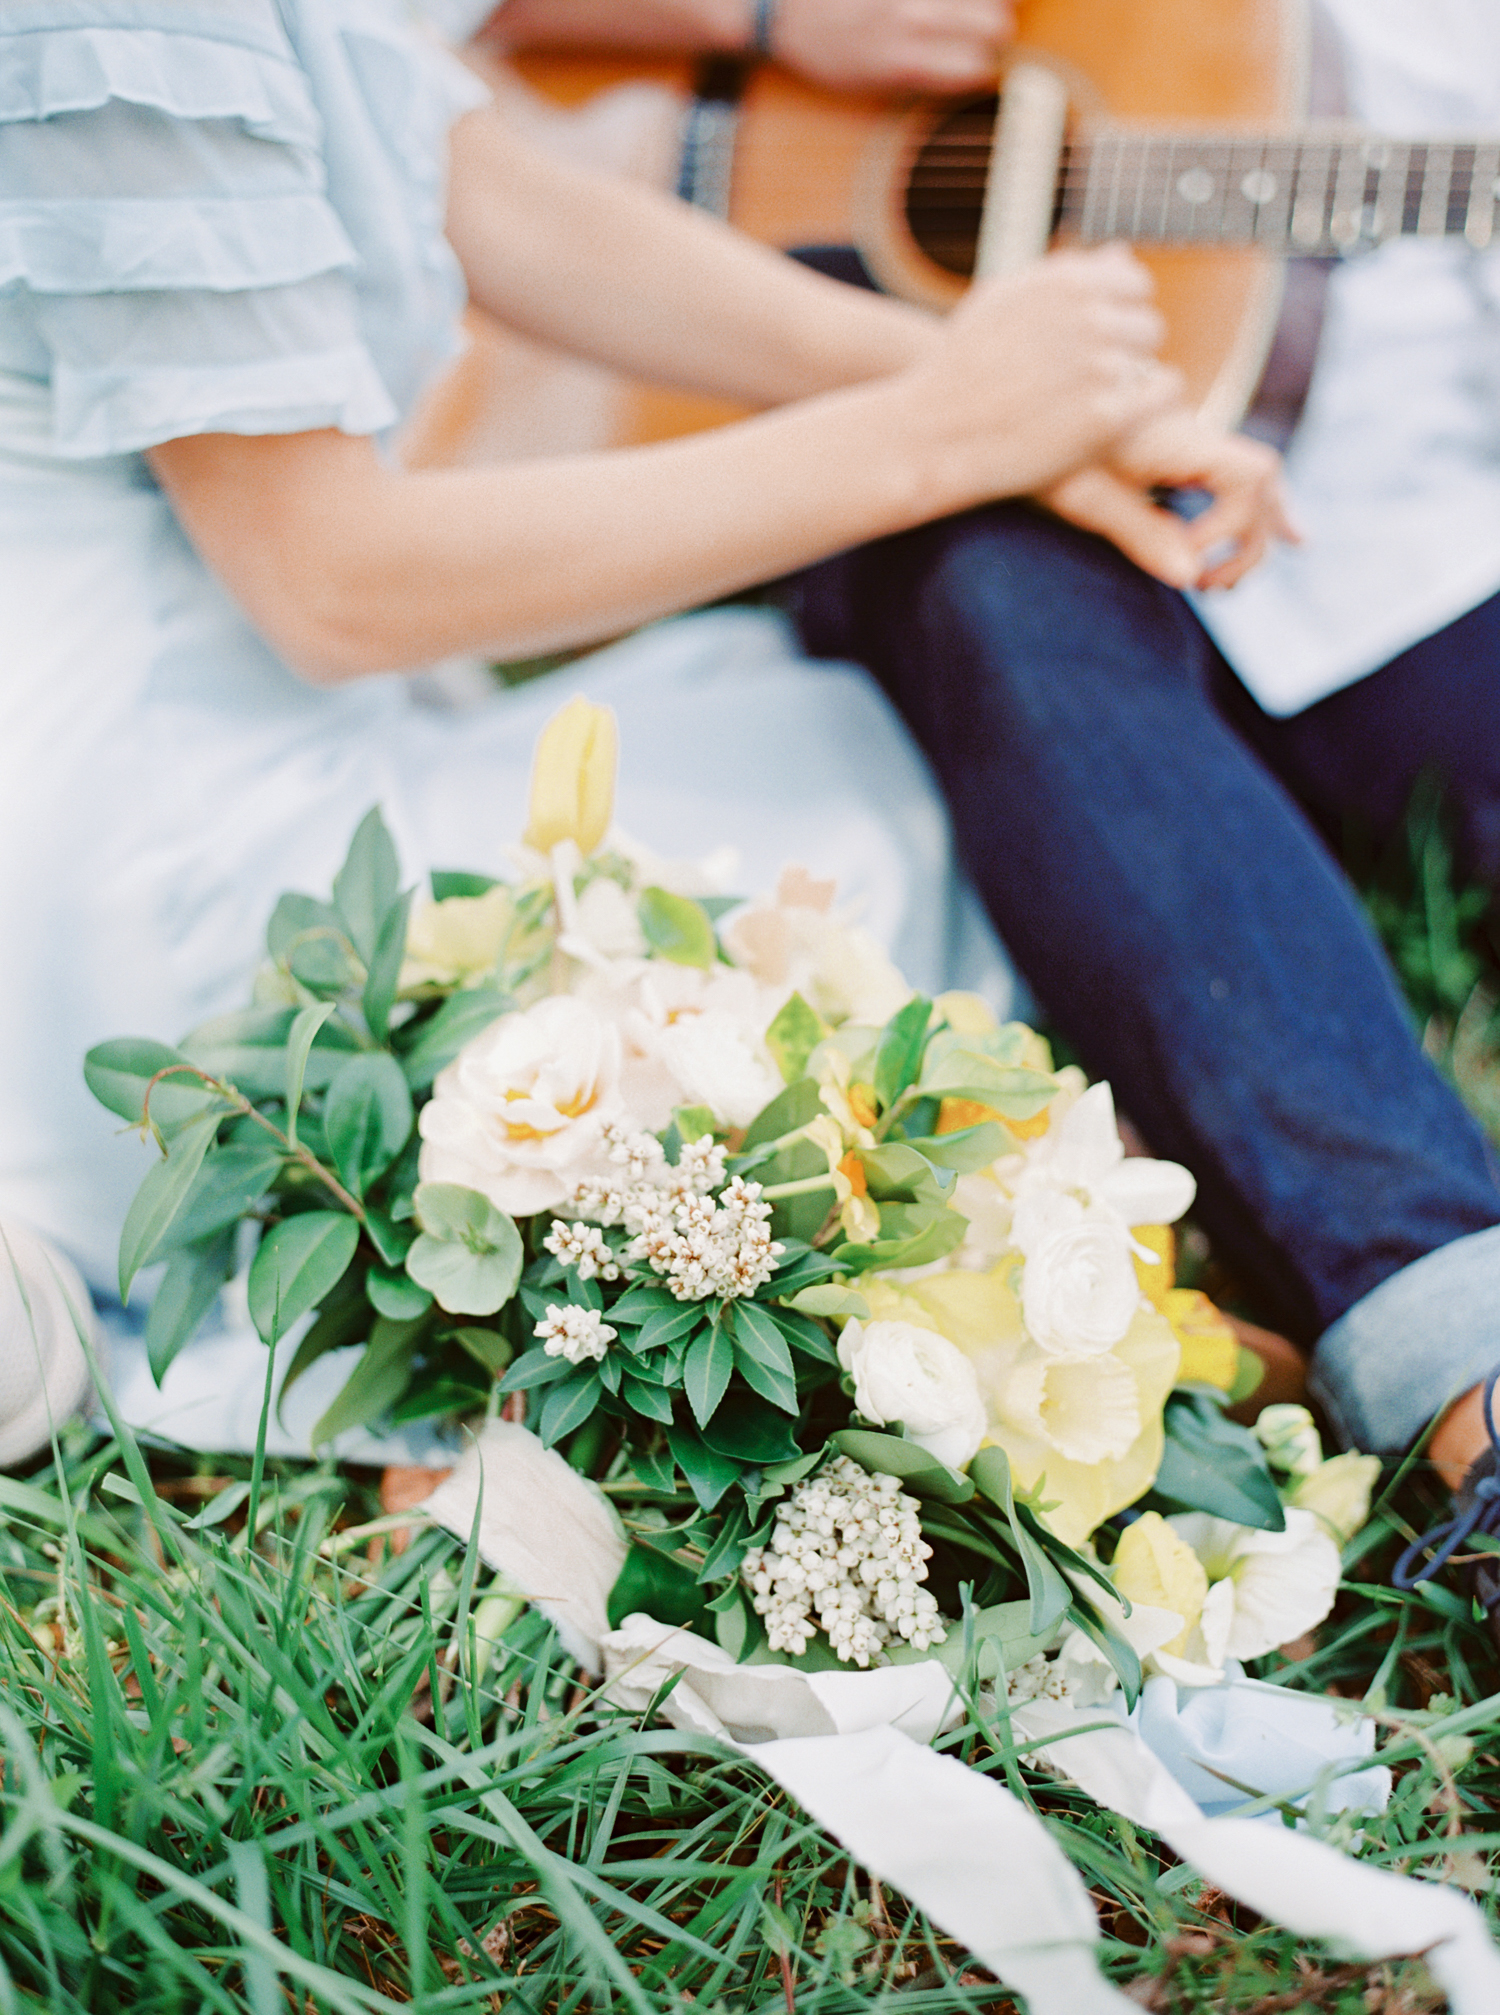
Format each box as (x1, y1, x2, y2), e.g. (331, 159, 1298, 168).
(141, 1064, 368, 1225)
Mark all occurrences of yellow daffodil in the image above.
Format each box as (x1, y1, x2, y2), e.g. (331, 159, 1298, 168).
(523, 698, 617, 857)
(1291, 1451, 1381, 1547)
(1133, 1226, 1239, 1391)
(1111, 1511, 1209, 1658)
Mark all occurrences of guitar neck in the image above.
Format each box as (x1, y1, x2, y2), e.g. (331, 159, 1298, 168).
(1060, 130, 1500, 253)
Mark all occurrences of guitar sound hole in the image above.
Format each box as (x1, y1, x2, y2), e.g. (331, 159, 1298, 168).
(903, 96, 997, 277)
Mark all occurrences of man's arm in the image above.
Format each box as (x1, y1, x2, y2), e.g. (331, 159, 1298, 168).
(487, 0, 1014, 93)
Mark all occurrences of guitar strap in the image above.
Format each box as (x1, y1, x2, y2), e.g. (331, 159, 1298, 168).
(1243, 1, 1347, 449)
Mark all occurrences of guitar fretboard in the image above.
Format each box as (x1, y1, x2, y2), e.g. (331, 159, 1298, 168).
(1060, 132, 1500, 252)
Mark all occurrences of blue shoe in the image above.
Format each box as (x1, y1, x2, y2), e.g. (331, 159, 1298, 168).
(1393, 1371, 1500, 1643)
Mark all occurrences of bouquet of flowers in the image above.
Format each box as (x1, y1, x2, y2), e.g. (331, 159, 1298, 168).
(87, 697, 1378, 1707)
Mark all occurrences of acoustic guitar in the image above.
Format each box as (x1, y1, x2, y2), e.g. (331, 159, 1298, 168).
(403, 0, 1500, 468)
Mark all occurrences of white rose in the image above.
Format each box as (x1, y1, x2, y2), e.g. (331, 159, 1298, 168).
(576, 959, 781, 1130)
(1020, 1219, 1142, 1359)
(837, 1317, 987, 1470)
(417, 995, 627, 1216)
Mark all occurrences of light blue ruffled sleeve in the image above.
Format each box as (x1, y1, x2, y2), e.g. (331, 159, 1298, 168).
(0, 2, 482, 458)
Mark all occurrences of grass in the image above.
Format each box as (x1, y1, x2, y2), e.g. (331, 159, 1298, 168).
(4, 787, 1500, 2013)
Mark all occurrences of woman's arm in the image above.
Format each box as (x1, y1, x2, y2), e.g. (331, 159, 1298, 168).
(444, 103, 935, 404)
(487, 0, 1014, 92)
(148, 252, 1176, 682)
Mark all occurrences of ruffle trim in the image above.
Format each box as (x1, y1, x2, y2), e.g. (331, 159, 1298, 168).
(0, 192, 357, 296)
(0, 24, 321, 153)
(50, 346, 396, 459)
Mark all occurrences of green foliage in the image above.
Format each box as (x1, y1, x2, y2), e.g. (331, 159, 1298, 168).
(764, 991, 828, 1083)
(405, 1182, 522, 1318)
(247, 1211, 361, 1347)
(1152, 1387, 1287, 1530)
(638, 885, 716, 967)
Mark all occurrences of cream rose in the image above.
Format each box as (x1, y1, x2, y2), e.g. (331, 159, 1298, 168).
(1020, 1218, 1142, 1359)
(417, 995, 627, 1216)
(837, 1317, 987, 1470)
(576, 959, 782, 1130)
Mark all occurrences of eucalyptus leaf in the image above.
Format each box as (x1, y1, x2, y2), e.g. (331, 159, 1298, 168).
(324, 1052, 414, 1198)
(405, 1181, 522, 1317)
(246, 1210, 360, 1346)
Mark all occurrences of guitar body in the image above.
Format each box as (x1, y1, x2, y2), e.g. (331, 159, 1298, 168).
(402, 0, 1306, 467)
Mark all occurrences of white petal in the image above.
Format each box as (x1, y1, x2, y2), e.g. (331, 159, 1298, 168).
(1222, 1510, 1342, 1660)
(1097, 1156, 1197, 1228)
(1049, 1082, 1124, 1187)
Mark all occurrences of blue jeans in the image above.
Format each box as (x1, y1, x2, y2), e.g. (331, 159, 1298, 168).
(788, 504, 1500, 1450)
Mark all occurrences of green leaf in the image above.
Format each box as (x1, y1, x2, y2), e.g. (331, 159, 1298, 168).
(858, 1143, 955, 1207)
(399, 966, 509, 1067)
(85, 1037, 222, 1137)
(119, 1114, 220, 1301)
(430, 869, 499, 901)
(278, 1271, 370, 1410)
(832, 1203, 966, 1275)
(900, 1122, 1010, 1173)
(781, 1283, 869, 1322)
(683, 1324, 735, 1428)
(366, 1264, 432, 1322)
(638, 886, 715, 968)
(324, 1053, 414, 1198)
(701, 1394, 802, 1467)
(969, 1446, 1073, 1638)
(247, 1210, 360, 1346)
(636, 1304, 706, 1355)
(731, 1302, 798, 1414)
(362, 887, 414, 1044)
(1066, 1597, 1142, 1711)
(831, 1428, 975, 1504)
(671, 1105, 718, 1146)
(921, 1600, 1052, 1684)
(768, 1307, 841, 1364)
(364, 1206, 415, 1268)
(405, 1181, 523, 1317)
(310, 1314, 422, 1446)
(1153, 1389, 1287, 1531)
(538, 1373, 602, 1447)
(607, 1541, 710, 1631)
(448, 1325, 513, 1375)
(499, 1347, 573, 1393)
(918, 1040, 1056, 1120)
(180, 1007, 359, 1100)
(144, 1230, 234, 1382)
(666, 1423, 741, 1510)
(332, 806, 400, 966)
(620, 1372, 676, 1425)
(873, 995, 932, 1112)
(284, 1002, 337, 1148)
(739, 1076, 824, 1153)
(268, 893, 357, 993)
(156, 1143, 284, 1253)
(764, 992, 828, 1085)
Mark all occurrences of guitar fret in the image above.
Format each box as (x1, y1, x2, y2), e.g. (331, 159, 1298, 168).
(1419, 142, 1454, 235)
(1290, 140, 1334, 248)
(1447, 145, 1479, 235)
(1373, 141, 1409, 241)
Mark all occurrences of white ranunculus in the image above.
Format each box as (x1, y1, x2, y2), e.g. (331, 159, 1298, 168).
(417, 995, 627, 1216)
(1019, 1218, 1143, 1359)
(1168, 1508, 1342, 1664)
(1007, 1081, 1195, 1258)
(576, 959, 782, 1130)
(837, 1317, 987, 1470)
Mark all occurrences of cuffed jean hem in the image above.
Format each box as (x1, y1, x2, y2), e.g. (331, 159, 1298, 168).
(1309, 1225, 1500, 1451)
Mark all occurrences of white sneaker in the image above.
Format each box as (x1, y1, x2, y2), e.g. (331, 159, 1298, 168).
(0, 1222, 97, 1466)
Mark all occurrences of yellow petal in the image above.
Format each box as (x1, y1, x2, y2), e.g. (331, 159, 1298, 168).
(523, 698, 618, 857)
(1133, 1224, 1176, 1307)
(1162, 1288, 1240, 1392)
(1111, 1511, 1209, 1657)
(935, 991, 999, 1037)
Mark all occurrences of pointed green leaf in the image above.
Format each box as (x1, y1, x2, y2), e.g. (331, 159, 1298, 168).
(731, 1301, 798, 1412)
(765, 992, 829, 1085)
(119, 1114, 220, 1301)
(278, 1271, 370, 1411)
(665, 1423, 741, 1509)
(781, 1283, 869, 1322)
(310, 1314, 422, 1446)
(638, 886, 715, 968)
(873, 995, 931, 1112)
(1153, 1388, 1286, 1530)
(397, 985, 511, 1089)
(284, 1002, 337, 1147)
(970, 1445, 1075, 1637)
(156, 1142, 283, 1253)
(739, 1075, 825, 1153)
(448, 1325, 513, 1376)
(268, 893, 357, 993)
(430, 869, 499, 901)
(683, 1323, 734, 1428)
(538, 1372, 602, 1447)
(180, 1006, 359, 1100)
(362, 886, 414, 1043)
(620, 1372, 676, 1424)
(832, 1428, 975, 1503)
(332, 806, 400, 965)
(498, 1347, 573, 1393)
(324, 1052, 414, 1197)
(899, 1121, 1009, 1173)
(247, 1210, 360, 1345)
(144, 1229, 234, 1381)
(85, 1038, 221, 1136)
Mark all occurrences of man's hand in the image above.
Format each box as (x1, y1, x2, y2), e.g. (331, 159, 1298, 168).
(1038, 413, 1297, 591)
(770, 0, 1014, 92)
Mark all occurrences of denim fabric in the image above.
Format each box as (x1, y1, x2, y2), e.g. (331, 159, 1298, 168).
(787, 504, 1500, 1420)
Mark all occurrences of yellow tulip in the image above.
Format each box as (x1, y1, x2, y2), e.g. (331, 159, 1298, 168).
(1111, 1512, 1208, 1657)
(523, 698, 617, 857)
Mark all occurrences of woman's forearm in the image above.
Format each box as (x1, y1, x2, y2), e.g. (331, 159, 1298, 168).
(486, 0, 752, 53)
(445, 104, 933, 407)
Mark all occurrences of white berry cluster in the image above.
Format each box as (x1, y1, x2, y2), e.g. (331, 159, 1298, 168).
(1003, 1653, 1076, 1707)
(741, 1456, 947, 1667)
(560, 1124, 782, 1302)
(535, 1303, 618, 1365)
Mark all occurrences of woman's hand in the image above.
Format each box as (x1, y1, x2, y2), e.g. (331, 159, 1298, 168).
(769, 0, 1014, 91)
(1038, 412, 1297, 590)
(897, 246, 1181, 509)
